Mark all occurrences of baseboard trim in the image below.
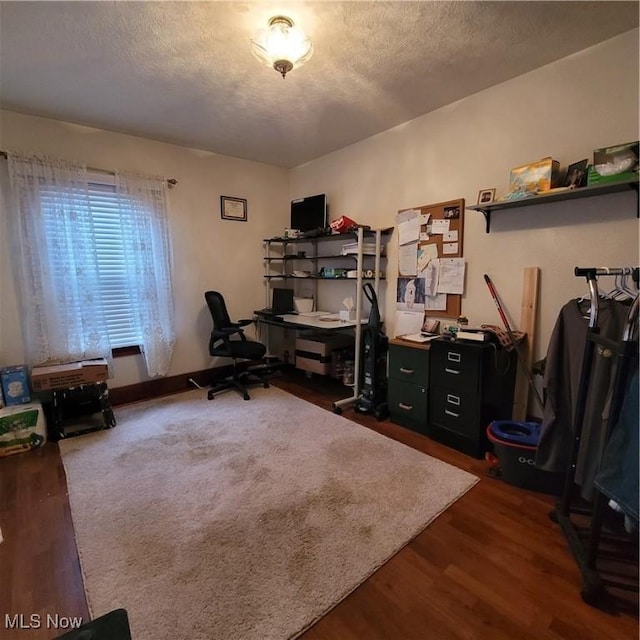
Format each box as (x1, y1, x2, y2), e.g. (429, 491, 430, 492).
(108, 366, 233, 406)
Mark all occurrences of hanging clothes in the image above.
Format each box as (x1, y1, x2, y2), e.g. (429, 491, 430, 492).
(594, 369, 639, 527)
(535, 297, 630, 500)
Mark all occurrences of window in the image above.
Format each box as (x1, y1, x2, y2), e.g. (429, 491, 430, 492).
(89, 180, 144, 349)
(40, 175, 142, 349)
(8, 153, 175, 376)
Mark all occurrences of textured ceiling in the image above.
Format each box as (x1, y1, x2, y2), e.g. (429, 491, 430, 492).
(1, 1, 638, 168)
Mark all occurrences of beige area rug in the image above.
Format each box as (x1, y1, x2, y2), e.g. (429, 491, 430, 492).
(60, 386, 478, 640)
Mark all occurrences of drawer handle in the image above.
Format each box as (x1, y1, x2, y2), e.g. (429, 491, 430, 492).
(447, 352, 461, 363)
(399, 367, 415, 375)
(447, 394, 460, 405)
(445, 368, 460, 375)
(445, 409, 460, 418)
(398, 402, 413, 411)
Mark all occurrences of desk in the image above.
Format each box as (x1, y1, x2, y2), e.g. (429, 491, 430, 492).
(255, 313, 365, 331)
(255, 313, 365, 412)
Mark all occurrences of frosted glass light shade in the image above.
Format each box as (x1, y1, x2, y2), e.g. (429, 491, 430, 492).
(250, 16, 313, 78)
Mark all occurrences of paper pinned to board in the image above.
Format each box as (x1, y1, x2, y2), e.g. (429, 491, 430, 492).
(417, 243, 439, 272)
(443, 242, 458, 255)
(436, 258, 465, 294)
(424, 293, 447, 310)
(398, 217, 421, 245)
(399, 242, 418, 276)
(431, 219, 450, 235)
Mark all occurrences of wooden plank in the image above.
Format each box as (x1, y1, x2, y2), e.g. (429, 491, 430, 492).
(512, 266, 540, 420)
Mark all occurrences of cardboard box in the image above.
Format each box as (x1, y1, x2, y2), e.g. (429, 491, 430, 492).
(30, 358, 109, 392)
(0, 400, 46, 457)
(0, 365, 31, 406)
(295, 333, 354, 376)
(509, 157, 561, 195)
(588, 140, 639, 185)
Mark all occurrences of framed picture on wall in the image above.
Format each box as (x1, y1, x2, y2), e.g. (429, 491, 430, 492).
(221, 196, 247, 221)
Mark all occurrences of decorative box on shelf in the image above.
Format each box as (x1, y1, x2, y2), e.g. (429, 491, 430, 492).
(509, 156, 561, 195)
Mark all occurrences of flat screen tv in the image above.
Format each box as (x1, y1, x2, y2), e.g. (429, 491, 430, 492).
(290, 194, 327, 232)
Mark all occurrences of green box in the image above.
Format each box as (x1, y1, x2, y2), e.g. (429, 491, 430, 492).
(587, 165, 638, 185)
(588, 140, 639, 185)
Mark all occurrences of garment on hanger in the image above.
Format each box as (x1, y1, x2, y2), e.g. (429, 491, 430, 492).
(594, 369, 639, 527)
(535, 297, 630, 500)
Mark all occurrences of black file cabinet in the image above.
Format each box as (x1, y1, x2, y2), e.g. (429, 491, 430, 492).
(387, 340, 430, 434)
(428, 338, 516, 458)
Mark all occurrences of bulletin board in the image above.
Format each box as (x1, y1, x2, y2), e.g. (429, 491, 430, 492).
(399, 198, 465, 320)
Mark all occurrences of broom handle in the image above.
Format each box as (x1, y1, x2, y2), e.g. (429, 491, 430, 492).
(483, 274, 544, 412)
(484, 274, 514, 333)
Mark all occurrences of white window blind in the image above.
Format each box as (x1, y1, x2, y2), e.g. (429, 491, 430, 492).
(88, 182, 143, 348)
(40, 178, 143, 349)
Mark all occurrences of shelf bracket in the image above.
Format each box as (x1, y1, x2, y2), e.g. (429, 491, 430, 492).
(479, 208, 491, 233)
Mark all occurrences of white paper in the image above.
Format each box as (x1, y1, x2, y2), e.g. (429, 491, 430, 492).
(443, 229, 458, 242)
(396, 208, 420, 225)
(419, 232, 429, 241)
(436, 258, 466, 294)
(424, 259, 440, 296)
(394, 310, 424, 337)
(424, 293, 448, 310)
(398, 217, 421, 245)
(417, 243, 439, 272)
(431, 219, 450, 235)
(443, 242, 458, 255)
(398, 242, 418, 276)
(420, 213, 431, 225)
(400, 333, 438, 343)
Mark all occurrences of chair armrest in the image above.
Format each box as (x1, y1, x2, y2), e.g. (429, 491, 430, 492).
(212, 327, 243, 340)
(237, 319, 254, 327)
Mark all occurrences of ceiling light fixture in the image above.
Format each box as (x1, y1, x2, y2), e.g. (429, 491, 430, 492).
(250, 16, 313, 79)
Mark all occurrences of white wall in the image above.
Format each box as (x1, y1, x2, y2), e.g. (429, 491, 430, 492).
(0, 111, 289, 387)
(1, 29, 638, 392)
(290, 29, 640, 365)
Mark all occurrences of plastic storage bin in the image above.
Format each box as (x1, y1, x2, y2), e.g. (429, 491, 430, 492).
(487, 420, 563, 494)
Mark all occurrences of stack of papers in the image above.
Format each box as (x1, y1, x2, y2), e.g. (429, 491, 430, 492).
(399, 333, 439, 343)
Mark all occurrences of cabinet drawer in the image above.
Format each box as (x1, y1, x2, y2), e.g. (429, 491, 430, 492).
(388, 344, 429, 383)
(388, 381, 428, 432)
(429, 387, 479, 439)
(430, 341, 481, 390)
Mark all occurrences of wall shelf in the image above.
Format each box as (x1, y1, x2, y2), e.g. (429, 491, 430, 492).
(467, 177, 639, 233)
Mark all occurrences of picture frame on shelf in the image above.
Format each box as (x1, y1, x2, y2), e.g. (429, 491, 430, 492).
(564, 159, 589, 188)
(221, 196, 247, 221)
(477, 188, 496, 205)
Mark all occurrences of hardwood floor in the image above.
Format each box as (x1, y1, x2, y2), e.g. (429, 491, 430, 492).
(1, 371, 637, 639)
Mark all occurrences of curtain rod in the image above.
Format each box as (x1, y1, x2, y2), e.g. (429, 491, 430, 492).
(0, 150, 177, 188)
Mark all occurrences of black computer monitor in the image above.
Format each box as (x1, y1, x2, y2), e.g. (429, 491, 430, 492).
(290, 194, 327, 232)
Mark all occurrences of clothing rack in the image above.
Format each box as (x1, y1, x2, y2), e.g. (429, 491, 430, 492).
(550, 265, 639, 606)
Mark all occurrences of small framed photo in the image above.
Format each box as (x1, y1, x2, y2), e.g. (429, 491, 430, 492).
(221, 196, 247, 221)
(444, 205, 460, 219)
(564, 159, 588, 188)
(477, 188, 496, 205)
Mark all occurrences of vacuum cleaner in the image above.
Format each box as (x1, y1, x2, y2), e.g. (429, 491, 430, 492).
(354, 283, 388, 420)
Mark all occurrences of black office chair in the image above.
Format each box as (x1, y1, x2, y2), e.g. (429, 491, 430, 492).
(205, 291, 271, 400)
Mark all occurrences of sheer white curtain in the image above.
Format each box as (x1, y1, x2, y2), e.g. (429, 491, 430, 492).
(6, 153, 113, 366)
(115, 171, 175, 376)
